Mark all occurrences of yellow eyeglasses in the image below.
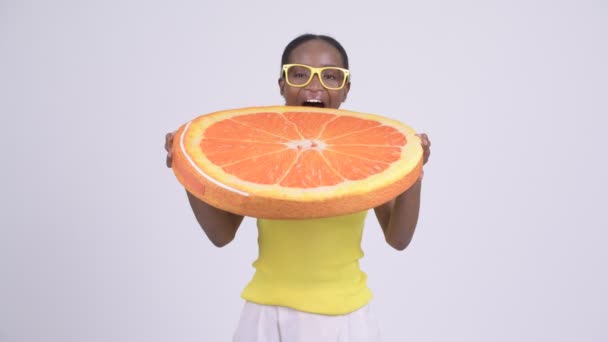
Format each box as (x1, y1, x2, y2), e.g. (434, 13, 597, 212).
(282, 64, 350, 90)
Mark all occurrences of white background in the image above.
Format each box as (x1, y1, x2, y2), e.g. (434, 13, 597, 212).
(1, 0, 607, 341)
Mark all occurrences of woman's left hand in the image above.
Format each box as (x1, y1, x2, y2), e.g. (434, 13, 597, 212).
(417, 133, 431, 165)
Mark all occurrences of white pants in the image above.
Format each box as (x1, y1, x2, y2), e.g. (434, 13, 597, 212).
(233, 301, 382, 342)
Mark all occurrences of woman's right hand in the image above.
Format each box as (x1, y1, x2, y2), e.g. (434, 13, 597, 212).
(165, 132, 175, 168)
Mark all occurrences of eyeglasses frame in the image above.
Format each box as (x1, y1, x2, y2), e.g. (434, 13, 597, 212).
(281, 64, 350, 90)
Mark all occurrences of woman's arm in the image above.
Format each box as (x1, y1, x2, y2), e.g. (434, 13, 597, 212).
(166, 132, 244, 247)
(374, 133, 430, 251)
(374, 179, 422, 250)
(186, 191, 244, 247)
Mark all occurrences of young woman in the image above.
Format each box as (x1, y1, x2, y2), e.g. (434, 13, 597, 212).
(165, 34, 431, 342)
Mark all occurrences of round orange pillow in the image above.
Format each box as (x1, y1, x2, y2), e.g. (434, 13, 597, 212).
(171, 106, 423, 219)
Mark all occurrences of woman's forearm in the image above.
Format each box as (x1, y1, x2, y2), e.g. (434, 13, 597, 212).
(375, 180, 422, 250)
(186, 191, 244, 247)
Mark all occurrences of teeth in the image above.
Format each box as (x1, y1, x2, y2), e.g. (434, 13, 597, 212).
(305, 99, 322, 103)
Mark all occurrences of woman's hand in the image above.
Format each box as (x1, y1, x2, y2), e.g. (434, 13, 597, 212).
(417, 133, 431, 165)
(165, 132, 175, 168)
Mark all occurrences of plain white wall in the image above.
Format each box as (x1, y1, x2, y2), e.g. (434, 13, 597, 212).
(1, 0, 606, 341)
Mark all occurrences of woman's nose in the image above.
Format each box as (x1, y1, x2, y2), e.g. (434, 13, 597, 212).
(306, 73, 324, 90)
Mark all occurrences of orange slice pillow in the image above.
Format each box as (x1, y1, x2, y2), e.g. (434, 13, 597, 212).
(171, 106, 423, 219)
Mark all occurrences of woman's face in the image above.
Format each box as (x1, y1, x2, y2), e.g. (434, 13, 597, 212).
(279, 39, 350, 109)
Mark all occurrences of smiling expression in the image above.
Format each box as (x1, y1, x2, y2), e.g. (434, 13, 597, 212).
(279, 39, 350, 109)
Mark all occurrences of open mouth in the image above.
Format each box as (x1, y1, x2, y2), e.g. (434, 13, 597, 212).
(302, 99, 325, 108)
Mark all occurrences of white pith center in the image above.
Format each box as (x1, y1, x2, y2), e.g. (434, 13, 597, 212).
(286, 139, 327, 150)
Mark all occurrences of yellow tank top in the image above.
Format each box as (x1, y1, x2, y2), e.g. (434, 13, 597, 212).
(240, 211, 372, 315)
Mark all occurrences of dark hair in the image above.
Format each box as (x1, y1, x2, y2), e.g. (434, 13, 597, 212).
(281, 34, 349, 69)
